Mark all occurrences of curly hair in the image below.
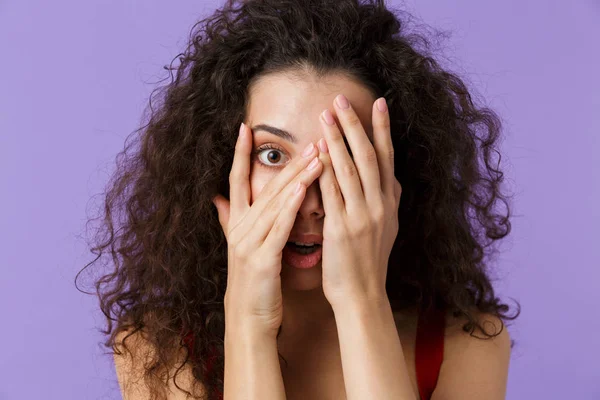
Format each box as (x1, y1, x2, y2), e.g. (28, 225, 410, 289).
(76, 0, 521, 398)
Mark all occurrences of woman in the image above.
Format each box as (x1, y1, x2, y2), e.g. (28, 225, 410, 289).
(78, 0, 521, 399)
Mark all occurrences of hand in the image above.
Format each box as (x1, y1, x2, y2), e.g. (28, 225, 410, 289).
(212, 122, 324, 337)
(316, 95, 402, 309)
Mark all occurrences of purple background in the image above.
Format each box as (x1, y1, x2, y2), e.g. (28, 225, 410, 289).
(1, 1, 598, 399)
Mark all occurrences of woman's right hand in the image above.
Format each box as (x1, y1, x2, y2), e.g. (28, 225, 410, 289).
(212, 122, 323, 337)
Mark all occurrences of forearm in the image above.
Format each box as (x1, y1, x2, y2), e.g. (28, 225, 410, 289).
(333, 297, 417, 400)
(223, 324, 286, 400)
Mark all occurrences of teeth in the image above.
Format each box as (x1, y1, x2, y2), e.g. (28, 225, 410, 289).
(293, 242, 315, 246)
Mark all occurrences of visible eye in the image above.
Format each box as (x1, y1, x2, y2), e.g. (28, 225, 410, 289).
(253, 144, 289, 169)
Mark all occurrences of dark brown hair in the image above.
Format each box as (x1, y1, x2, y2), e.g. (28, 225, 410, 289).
(76, 0, 520, 398)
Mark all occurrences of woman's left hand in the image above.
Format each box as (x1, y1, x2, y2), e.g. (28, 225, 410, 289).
(317, 94, 402, 310)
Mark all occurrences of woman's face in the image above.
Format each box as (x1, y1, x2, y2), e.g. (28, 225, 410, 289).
(244, 71, 377, 292)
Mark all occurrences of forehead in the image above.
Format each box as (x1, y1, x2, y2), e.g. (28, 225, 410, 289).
(245, 71, 377, 142)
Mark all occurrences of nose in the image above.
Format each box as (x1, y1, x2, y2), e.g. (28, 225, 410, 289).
(297, 179, 324, 219)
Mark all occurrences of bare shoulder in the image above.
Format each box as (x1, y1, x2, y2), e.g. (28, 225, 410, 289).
(434, 310, 511, 400)
(113, 327, 207, 400)
(392, 306, 510, 345)
(443, 309, 511, 346)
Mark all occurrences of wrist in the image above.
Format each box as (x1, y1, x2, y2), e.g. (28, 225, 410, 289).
(331, 292, 390, 318)
(225, 316, 280, 341)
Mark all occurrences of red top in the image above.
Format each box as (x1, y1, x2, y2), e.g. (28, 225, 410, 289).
(414, 307, 446, 400)
(183, 307, 445, 400)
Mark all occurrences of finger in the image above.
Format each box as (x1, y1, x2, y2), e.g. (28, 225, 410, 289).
(252, 154, 323, 248)
(237, 142, 319, 237)
(394, 178, 402, 208)
(316, 138, 344, 222)
(262, 164, 322, 252)
(372, 97, 395, 200)
(319, 107, 364, 212)
(212, 194, 231, 239)
(262, 184, 305, 257)
(332, 94, 382, 205)
(229, 122, 252, 223)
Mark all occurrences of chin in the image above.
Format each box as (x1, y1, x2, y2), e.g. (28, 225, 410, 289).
(281, 261, 323, 291)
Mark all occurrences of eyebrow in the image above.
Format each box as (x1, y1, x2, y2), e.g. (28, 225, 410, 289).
(251, 124, 298, 144)
(251, 122, 359, 155)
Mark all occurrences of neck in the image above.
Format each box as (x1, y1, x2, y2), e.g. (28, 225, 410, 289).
(280, 285, 337, 340)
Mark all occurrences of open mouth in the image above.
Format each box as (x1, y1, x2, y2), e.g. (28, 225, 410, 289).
(285, 242, 322, 255)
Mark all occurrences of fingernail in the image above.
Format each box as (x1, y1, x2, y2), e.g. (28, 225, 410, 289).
(321, 109, 336, 126)
(302, 142, 315, 157)
(239, 122, 245, 138)
(336, 94, 349, 109)
(306, 157, 319, 171)
(376, 98, 388, 113)
(318, 138, 329, 153)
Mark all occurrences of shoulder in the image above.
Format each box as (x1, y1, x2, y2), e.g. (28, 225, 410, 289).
(113, 327, 207, 400)
(392, 306, 510, 344)
(434, 310, 511, 399)
(443, 309, 511, 348)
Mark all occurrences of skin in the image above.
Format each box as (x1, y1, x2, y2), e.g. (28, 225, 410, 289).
(244, 70, 418, 399)
(244, 70, 378, 339)
(242, 70, 511, 399)
(114, 69, 511, 400)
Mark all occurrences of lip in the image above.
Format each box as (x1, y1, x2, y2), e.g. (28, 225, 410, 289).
(287, 233, 323, 245)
